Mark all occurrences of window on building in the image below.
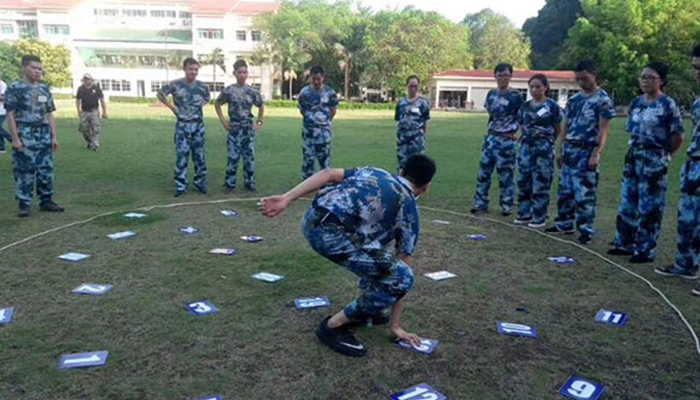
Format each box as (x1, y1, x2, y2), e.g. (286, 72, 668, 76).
(111, 80, 121, 91)
(17, 20, 38, 39)
(121, 80, 131, 92)
(252, 83, 262, 91)
(516, 88, 528, 101)
(151, 81, 168, 92)
(236, 30, 246, 41)
(198, 29, 223, 40)
(251, 31, 261, 42)
(205, 82, 225, 92)
(43, 24, 70, 36)
(151, 10, 176, 18)
(94, 8, 119, 17)
(547, 89, 559, 102)
(123, 9, 147, 17)
(0, 24, 13, 35)
(178, 11, 191, 19)
(99, 80, 110, 91)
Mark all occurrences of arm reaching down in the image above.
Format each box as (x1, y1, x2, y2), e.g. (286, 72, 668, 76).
(261, 168, 345, 218)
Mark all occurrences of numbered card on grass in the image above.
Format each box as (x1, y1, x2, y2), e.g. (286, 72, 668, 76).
(240, 235, 263, 242)
(424, 271, 457, 281)
(393, 338, 439, 355)
(391, 383, 447, 400)
(559, 376, 605, 400)
(220, 210, 239, 217)
(548, 256, 576, 265)
(294, 296, 331, 309)
(468, 234, 489, 240)
(72, 284, 113, 296)
(57, 351, 109, 369)
(497, 321, 538, 338)
(58, 252, 91, 262)
(190, 396, 223, 400)
(107, 231, 136, 240)
(594, 309, 628, 326)
(209, 248, 238, 256)
(432, 220, 451, 225)
(180, 227, 199, 235)
(0, 307, 15, 325)
(186, 300, 219, 316)
(252, 272, 284, 283)
(123, 212, 147, 219)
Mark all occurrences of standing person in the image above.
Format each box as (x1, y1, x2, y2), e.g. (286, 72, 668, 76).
(76, 73, 107, 151)
(514, 74, 563, 228)
(608, 62, 684, 263)
(157, 58, 211, 197)
(6, 55, 64, 217)
(545, 60, 616, 244)
(655, 44, 700, 288)
(215, 59, 265, 193)
(0, 71, 12, 153)
(395, 75, 430, 172)
(298, 66, 338, 180)
(260, 154, 437, 357)
(471, 63, 524, 216)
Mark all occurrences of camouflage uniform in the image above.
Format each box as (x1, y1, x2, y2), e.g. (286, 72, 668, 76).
(672, 96, 700, 274)
(302, 168, 418, 321)
(216, 84, 264, 190)
(517, 98, 562, 224)
(298, 85, 338, 179)
(5, 80, 56, 207)
(395, 96, 430, 172)
(473, 88, 524, 213)
(554, 89, 616, 236)
(158, 79, 211, 194)
(612, 95, 684, 257)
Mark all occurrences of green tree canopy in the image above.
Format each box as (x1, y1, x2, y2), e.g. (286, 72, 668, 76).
(522, 0, 582, 69)
(462, 9, 531, 70)
(1, 39, 71, 87)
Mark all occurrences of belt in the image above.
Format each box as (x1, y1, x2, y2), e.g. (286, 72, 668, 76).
(177, 119, 203, 123)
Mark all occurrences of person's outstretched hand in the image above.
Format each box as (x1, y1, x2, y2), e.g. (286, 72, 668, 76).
(391, 327, 422, 347)
(261, 195, 290, 218)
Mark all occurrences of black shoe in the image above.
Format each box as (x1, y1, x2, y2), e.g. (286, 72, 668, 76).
(39, 202, 64, 212)
(607, 248, 634, 256)
(245, 186, 257, 192)
(545, 226, 575, 234)
(630, 253, 654, 264)
(470, 207, 487, 215)
(17, 204, 30, 218)
(225, 186, 235, 194)
(195, 187, 207, 195)
(654, 266, 699, 280)
(578, 234, 592, 245)
(315, 316, 366, 357)
(501, 209, 513, 217)
(174, 190, 185, 198)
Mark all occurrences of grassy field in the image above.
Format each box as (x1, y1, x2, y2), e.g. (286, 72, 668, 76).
(0, 102, 698, 399)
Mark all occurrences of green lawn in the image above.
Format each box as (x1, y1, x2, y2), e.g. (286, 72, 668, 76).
(0, 102, 698, 399)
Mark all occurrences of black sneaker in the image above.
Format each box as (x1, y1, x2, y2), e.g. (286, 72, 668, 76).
(545, 226, 575, 234)
(501, 209, 513, 217)
(225, 186, 235, 194)
(692, 287, 700, 296)
(17, 204, 30, 218)
(470, 207, 487, 215)
(578, 234, 592, 245)
(195, 187, 207, 195)
(244, 185, 257, 192)
(607, 248, 634, 256)
(39, 202, 64, 212)
(654, 266, 699, 280)
(630, 253, 654, 264)
(315, 316, 366, 357)
(513, 217, 532, 225)
(174, 190, 185, 198)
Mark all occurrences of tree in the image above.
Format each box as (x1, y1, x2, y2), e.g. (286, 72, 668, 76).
(522, 0, 582, 69)
(0, 42, 21, 84)
(334, 10, 372, 99)
(202, 47, 225, 92)
(11, 39, 71, 87)
(462, 9, 531, 70)
(562, 0, 700, 105)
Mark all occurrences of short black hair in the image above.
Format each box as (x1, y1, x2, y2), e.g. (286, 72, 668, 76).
(183, 58, 199, 69)
(406, 75, 420, 85)
(575, 60, 598, 76)
(529, 73, 550, 94)
(22, 55, 41, 66)
(233, 59, 248, 72)
(402, 154, 436, 187)
(310, 65, 325, 76)
(494, 63, 513, 75)
(645, 61, 669, 87)
(692, 43, 700, 57)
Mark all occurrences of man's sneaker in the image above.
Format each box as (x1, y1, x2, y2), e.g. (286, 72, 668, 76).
(692, 287, 700, 296)
(528, 221, 546, 229)
(39, 202, 64, 212)
(654, 266, 699, 280)
(244, 185, 257, 192)
(225, 186, 235, 194)
(578, 234, 592, 245)
(0, 149, 6, 154)
(630, 253, 654, 264)
(195, 187, 207, 195)
(470, 207, 487, 215)
(545, 226, 575, 235)
(17, 204, 30, 218)
(514, 217, 531, 225)
(607, 248, 634, 256)
(174, 190, 185, 198)
(501, 209, 513, 216)
(315, 316, 366, 357)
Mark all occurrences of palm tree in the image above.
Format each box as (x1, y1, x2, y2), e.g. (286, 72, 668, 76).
(335, 15, 371, 100)
(280, 38, 310, 99)
(203, 47, 226, 92)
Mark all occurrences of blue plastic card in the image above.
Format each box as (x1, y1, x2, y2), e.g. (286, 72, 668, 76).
(391, 383, 447, 400)
(240, 235, 263, 242)
(209, 248, 238, 256)
(185, 300, 219, 316)
(72, 284, 113, 295)
(559, 376, 605, 400)
(393, 338, 439, 355)
(497, 322, 538, 338)
(294, 296, 331, 309)
(58, 252, 91, 262)
(123, 212, 147, 219)
(548, 256, 576, 265)
(220, 210, 239, 217)
(252, 272, 284, 283)
(469, 234, 489, 240)
(58, 351, 109, 369)
(594, 309, 628, 326)
(180, 227, 199, 235)
(107, 231, 136, 240)
(189, 396, 223, 400)
(0, 307, 15, 325)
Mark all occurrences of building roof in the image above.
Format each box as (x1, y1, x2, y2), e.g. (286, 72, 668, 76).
(233, 1, 279, 15)
(0, 0, 85, 9)
(435, 69, 576, 82)
(1, 0, 279, 14)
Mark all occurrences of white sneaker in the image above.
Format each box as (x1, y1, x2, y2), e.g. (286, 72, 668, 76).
(513, 218, 531, 225)
(528, 221, 546, 229)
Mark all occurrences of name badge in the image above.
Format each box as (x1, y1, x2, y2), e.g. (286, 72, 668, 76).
(498, 98, 510, 107)
(537, 107, 549, 117)
(38, 95, 48, 103)
(410, 107, 421, 114)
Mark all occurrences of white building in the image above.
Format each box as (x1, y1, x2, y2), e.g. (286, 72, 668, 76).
(430, 70, 580, 111)
(0, 0, 280, 99)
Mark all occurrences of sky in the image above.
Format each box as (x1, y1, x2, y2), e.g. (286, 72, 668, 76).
(357, 0, 546, 28)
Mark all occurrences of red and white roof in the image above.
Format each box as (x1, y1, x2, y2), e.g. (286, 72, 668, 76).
(0, 0, 280, 14)
(435, 69, 576, 82)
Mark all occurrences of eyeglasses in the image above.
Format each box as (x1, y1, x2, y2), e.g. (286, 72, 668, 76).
(639, 75, 660, 81)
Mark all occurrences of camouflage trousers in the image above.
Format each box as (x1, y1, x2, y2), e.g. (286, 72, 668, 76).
(79, 109, 101, 150)
(301, 126, 332, 180)
(554, 142, 599, 236)
(302, 205, 415, 321)
(473, 134, 516, 212)
(673, 159, 700, 273)
(226, 123, 256, 189)
(174, 120, 207, 193)
(12, 125, 54, 206)
(517, 139, 555, 224)
(613, 147, 670, 257)
(397, 128, 426, 173)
